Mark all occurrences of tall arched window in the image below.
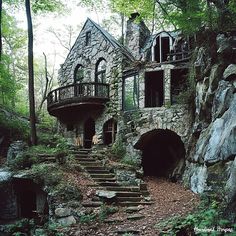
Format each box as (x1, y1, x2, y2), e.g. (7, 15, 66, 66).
(95, 58, 106, 83)
(74, 64, 84, 83)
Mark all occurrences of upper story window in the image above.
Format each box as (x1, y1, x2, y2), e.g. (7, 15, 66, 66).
(95, 58, 106, 83)
(123, 74, 139, 111)
(152, 32, 173, 63)
(86, 31, 91, 46)
(74, 64, 84, 83)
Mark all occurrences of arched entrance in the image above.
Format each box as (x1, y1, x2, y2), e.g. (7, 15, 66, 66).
(103, 119, 117, 145)
(84, 118, 95, 148)
(134, 129, 185, 178)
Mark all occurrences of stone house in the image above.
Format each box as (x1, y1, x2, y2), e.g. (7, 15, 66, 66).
(47, 14, 192, 178)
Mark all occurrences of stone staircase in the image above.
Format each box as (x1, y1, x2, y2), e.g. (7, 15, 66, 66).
(72, 148, 153, 207)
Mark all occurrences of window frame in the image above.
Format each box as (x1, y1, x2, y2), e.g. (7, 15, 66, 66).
(74, 64, 84, 83)
(122, 73, 139, 111)
(95, 58, 106, 83)
(85, 31, 91, 46)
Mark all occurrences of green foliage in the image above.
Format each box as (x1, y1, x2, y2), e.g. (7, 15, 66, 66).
(111, 137, 126, 159)
(0, 110, 29, 140)
(98, 204, 118, 221)
(32, 0, 65, 14)
(3, 219, 36, 235)
(121, 155, 140, 167)
(79, 214, 97, 224)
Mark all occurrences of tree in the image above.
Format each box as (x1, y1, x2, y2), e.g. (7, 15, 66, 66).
(25, 0, 37, 145)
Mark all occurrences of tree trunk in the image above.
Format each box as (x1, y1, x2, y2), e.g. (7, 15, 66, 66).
(25, 0, 37, 145)
(0, 0, 2, 61)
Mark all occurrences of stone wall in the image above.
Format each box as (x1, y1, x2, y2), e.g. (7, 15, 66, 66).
(183, 34, 236, 206)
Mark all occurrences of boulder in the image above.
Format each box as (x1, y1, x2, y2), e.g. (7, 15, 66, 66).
(55, 207, 71, 218)
(223, 64, 236, 81)
(96, 190, 116, 199)
(7, 141, 27, 163)
(212, 80, 234, 119)
(57, 215, 76, 226)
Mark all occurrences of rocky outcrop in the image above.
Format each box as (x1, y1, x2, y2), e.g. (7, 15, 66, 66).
(184, 33, 236, 205)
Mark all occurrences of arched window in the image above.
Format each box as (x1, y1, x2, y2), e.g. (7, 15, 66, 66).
(95, 58, 106, 83)
(74, 64, 84, 83)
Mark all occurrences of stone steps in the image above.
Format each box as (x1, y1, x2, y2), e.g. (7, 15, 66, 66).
(117, 196, 143, 202)
(70, 148, 153, 208)
(90, 173, 115, 179)
(105, 186, 140, 192)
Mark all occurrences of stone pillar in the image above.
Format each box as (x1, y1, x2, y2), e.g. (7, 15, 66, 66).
(164, 68, 171, 105)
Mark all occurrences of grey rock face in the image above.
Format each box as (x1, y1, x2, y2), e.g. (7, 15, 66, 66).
(57, 215, 76, 226)
(7, 141, 27, 163)
(223, 64, 236, 81)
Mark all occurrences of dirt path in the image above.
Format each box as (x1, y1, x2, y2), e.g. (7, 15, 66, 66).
(68, 177, 200, 236)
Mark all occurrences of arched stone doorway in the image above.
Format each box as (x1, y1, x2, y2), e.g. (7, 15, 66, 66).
(134, 129, 185, 178)
(84, 118, 95, 148)
(103, 119, 117, 145)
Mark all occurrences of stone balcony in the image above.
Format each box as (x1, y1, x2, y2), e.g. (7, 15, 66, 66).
(47, 82, 109, 119)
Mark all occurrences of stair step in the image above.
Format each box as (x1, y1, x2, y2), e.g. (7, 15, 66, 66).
(115, 191, 141, 197)
(76, 157, 95, 161)
(92, 178, 116, 182)
(87, 169, 110, 174)
(117, 196, 143, 202)
(85, 166, 107, 171)
(78, 161, 103, 167)
(105, 186, 140, 192)
(119, 201, 154, 206)
(82, 201, 103, 207)
(90, 173, 115, 179)
(75, 154, 90, 159)
(99, 182, 120, 186)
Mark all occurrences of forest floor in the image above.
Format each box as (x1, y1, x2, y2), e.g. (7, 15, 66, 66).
(67, 177, 200, 236)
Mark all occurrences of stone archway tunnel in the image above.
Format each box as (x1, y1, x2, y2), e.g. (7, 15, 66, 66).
(134, 129, 185, 178)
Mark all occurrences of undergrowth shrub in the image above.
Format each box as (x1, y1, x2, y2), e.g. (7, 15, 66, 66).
(111, 137, 126, 159)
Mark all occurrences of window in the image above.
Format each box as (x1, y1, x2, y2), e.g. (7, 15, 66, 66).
(86, 31, 91, 46)
(152, 32, 172, 63)
(145, 71, 164, 107)
(74, 64, 84, 83)
(95, 58, 106, 83)
(123, 74, 139, 111)
(171, 69, 188, 104)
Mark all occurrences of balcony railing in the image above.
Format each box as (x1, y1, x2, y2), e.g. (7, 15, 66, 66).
(47, 82, 109, 115)
(167, 50, 191, 63)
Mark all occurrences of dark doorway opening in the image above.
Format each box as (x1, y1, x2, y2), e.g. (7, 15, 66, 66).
(171, 68, 188, 104)
(135, 129, 185, 177)
(13, 178, 49, 220)
(84, 118, 95, 148)
(154, 36, 170, 63)
(18, 190, 36, 218)
(145, 71, 164, 107)
(103, 119, 117, 145)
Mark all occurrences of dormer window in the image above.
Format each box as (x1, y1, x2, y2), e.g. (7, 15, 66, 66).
(74, 64, 84, 83)
(95, 58, 106, 83)
(152, 32, 173, 63)
(86, 31, 91, 46)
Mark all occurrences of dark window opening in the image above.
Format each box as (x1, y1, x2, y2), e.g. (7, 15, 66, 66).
(145, 71, 164, 107)
(161, 37, 170, 62)
(84, 118, 95, 148)
(134, 129, 185, 178)
(95, 58, 106, 83)
(123, 74, 139, 111)
(86, 31, 91, 46)
(103, 119, 117, 145)
(171, 69, 188, 104)
(154, 36, 170, 63)
(74, 64, 84, 83)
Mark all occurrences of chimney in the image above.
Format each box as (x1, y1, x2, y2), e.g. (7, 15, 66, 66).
(125, 13, 150, 60)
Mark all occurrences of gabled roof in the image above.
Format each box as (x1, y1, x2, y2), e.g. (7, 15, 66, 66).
(75, 18, 134, 61)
